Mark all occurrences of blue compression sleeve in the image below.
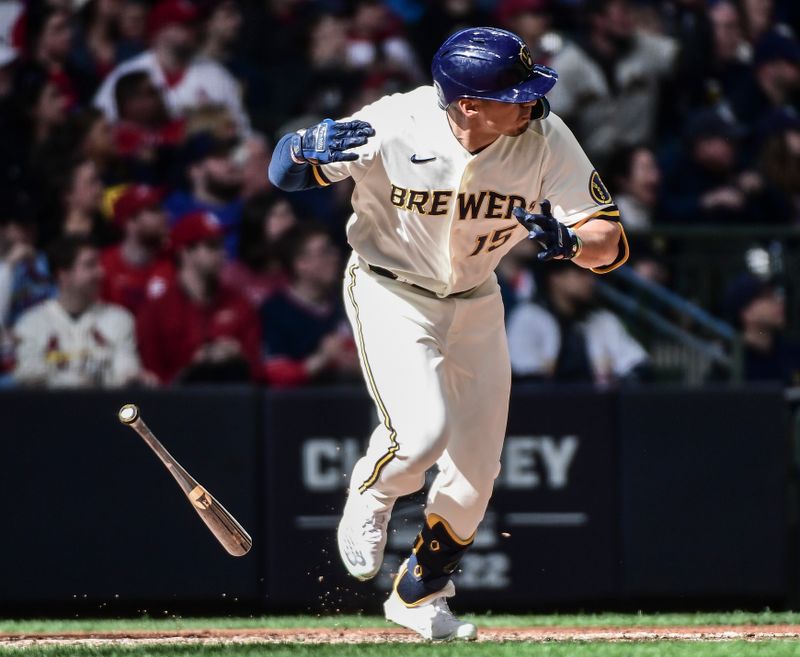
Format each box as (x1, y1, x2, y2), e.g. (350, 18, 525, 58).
(268, 133, 320, 191)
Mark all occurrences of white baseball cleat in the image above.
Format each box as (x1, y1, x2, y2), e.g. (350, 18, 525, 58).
(337, 492, 390, 580)
(384, 578, 478, 641)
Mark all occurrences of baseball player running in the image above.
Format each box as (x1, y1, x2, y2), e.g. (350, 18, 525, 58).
(269, 27, 628, 641)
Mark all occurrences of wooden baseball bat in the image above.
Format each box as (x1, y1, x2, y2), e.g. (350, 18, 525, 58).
(118, 403, 252, 557)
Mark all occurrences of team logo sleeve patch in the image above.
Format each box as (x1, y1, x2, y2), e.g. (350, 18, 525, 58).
(589, 170, 612, 205)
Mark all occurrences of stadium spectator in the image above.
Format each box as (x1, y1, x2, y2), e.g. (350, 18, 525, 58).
(70, 0, 124, 89)
(101, 184, 174, 314)
(628, 244, 670, 287)
(739, 0, 776, 43)
(136, 210, 261, 384)
(199, 0, 268, 129)
(547, 0, 678, 164)
(117, 0, 149, 61)
(410, 0, 493, 71)
(111, 69, 185, 178)
(35, 108, 123, 185)
(9, 62, 68, 152)
(72, 108, 117, 176)
(507, 263, 650, 384)
(661, 107, 790, 224)
(721, 272, 800, 384)
(236, 0, 307, 133)
(608, 145, 661, 233)
(657, 0, 714, 114)
(12, 235, 144, 388)
(238, 132, 273, 201)
(0, 194, 55, 330)
(113, 69, 170, 132)
(269, 14, 368, 231)
(45, 157, 119, 246)
(261, 223, 358, 387)
(164, 131, 244, 257)
(0, 44, 23, 188)
(282, 13, 363, 132)
(757, 107, 800, 222)
(346, 0, 423, 83)
(221, 191, 296, 307)
(0, 1, 23, 44)
(496, 0, 557, 65)
(709, 1, 751, 97)
(184, 103, 238, 142)
(199, 0, 242, 66)
(496, 239, 538, 318)
(676, 0, 749, 112)
(24, 4, 86, 108)
(93, 0, 251, 135)
(0, 40, 17, 99)
(728, 29, 800, 130)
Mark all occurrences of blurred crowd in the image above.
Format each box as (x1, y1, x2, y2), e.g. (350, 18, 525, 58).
(0, 0, 798, 389)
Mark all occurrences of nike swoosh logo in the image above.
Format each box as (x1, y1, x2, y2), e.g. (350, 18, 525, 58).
(410, 154, 437, 164)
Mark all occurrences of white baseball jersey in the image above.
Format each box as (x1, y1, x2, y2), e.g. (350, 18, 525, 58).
(94, 51, 251, 135)
(317, 85, 621, 297)
(12, 299, 141, 388)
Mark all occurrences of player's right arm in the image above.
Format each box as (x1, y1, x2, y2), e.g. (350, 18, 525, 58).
(268, 118, 376, 191)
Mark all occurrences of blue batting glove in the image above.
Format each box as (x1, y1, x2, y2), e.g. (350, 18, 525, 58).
(289, 119, 375, 165)
(513, 199, 581, 261)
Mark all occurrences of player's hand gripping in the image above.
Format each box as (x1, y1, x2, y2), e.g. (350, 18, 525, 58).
(290, 118, 375, 165)
(512, 200, 582, 261)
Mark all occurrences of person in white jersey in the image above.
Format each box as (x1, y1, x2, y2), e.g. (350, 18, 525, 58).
(269, 26, 628, 641)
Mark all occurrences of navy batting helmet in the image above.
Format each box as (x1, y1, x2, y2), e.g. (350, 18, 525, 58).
(431, 27, 558, 112)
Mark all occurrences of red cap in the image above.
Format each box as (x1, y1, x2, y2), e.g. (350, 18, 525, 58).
(148, 0, 200, 37)
(171, 210, 224, 249)
(113, 184, 165, 225)
(497, 0, 550, 24)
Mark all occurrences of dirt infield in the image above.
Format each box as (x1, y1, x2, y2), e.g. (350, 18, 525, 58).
(3, 625, 800, 647)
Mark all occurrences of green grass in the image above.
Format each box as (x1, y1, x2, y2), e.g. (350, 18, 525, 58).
(2, 642, 800, 657)
(1, 611, 800, 634)
(2, 612, 798, 657)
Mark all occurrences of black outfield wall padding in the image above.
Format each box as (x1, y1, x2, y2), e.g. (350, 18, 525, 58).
(618, 385, 789, 599)
(0, 385, 790, 610)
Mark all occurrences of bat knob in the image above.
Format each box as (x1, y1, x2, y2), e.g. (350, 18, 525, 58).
(118, 404, 140, 425)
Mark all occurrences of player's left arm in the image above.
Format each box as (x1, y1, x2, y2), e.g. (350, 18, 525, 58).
(571, 218, 626, 272)
(513, 199, 628, 273)
(529, 114, 630, 273)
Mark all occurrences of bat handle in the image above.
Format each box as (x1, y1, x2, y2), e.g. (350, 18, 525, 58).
(119, 403, 140, 425)
(119, 404, 195, 492)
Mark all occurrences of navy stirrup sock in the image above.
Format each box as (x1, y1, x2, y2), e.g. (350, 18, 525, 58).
(395, 514, 474, 606)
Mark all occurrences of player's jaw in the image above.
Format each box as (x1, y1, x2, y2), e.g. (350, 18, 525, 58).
(477, 99, 537, 137)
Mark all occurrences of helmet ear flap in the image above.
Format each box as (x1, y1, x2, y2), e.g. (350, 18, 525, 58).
(531, 97, 550, 121)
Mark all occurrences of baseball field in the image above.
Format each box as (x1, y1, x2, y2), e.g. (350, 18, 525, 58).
(4, 611, 800, 656)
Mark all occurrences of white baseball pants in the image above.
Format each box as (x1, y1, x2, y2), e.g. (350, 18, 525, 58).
(342, 253, 511, 540)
